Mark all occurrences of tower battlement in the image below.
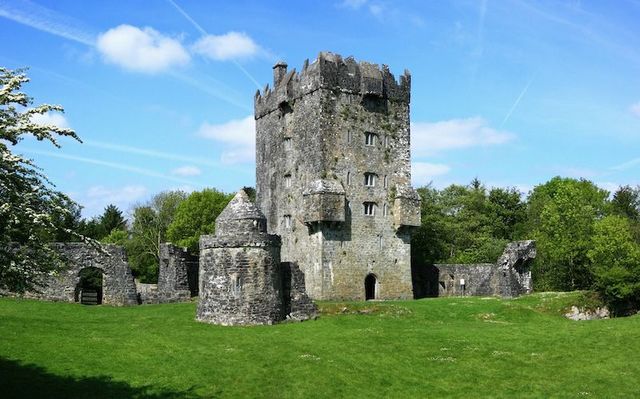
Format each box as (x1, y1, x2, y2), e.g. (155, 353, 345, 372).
(254, 52, 411, 118)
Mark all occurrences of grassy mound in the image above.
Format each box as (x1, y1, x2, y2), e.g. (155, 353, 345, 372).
(0, 294, 638, 398)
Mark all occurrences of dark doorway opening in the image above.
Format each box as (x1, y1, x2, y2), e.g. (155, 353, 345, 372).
(365, 273, 377, 300)
(75, 267, 103, 305)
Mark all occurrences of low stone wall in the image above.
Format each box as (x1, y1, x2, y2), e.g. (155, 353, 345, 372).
(413, 241, 536, 298)
(28, 243, 138, 306)
(433, 263, 498, 297)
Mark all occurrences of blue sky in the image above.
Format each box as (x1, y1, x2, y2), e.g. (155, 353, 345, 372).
(1, 0, 639, 217)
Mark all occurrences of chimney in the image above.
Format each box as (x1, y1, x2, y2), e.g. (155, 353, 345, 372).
(273, 60, 288, 86)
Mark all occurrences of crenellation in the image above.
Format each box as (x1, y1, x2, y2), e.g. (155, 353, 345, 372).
(255, 52, 411, 119)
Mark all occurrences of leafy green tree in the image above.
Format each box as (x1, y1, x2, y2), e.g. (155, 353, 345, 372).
(127, 191, 186, 282)
(166, 188, 233, 253)
(526, 177, 608, 291)
(487, 187, 526, 240)
(588, 215, 640, 314)
(0, 67, 87, 292)
(439, 181, 506, 263)
(610, 185, 640, 222)
(411, 185, 448, 266)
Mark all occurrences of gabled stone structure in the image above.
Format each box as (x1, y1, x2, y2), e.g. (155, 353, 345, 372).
(197, 190, 316, 326)
(255, 52, 421, 301)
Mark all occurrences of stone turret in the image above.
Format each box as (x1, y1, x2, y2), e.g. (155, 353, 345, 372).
(197, 190, 284, 326)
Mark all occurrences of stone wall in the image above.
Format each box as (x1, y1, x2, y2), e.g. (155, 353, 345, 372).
(255, 52, 420, 301)
(28, 243, 138, 306)
(413, 241, 536, 298)
(157, 243, 197, 301)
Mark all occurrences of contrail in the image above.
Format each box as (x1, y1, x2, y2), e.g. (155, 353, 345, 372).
(0, 0, 95, 45)
(501, 74, 535, 127)
(166, 0, 263, 89)
(0, 0, 247, 109)
(21, 148, 204, 187)
(610, 157, 640, 171)
(83, 140, 220, 167)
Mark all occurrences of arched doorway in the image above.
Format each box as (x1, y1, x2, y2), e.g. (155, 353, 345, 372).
(75, 267, 103, 305)
(365, 273, 377, 300)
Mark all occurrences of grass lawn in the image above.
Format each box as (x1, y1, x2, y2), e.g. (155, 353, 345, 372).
(0, 293, 638, 398)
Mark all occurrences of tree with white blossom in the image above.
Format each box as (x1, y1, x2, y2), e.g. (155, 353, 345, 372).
(0, 67, 88, 292)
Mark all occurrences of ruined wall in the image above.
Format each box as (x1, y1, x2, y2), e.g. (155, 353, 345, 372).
(157, 243, 198, 301)
(28, 243, 138, 306)
(255, 52, 420, 301)
(415, 241, 537, 298)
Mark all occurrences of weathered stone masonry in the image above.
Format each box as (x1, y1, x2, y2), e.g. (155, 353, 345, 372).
(29, 243, 138, 306)
(197, 190, 316, 326)
(414, 240, 537, 298)
(255, 52, 421, 301)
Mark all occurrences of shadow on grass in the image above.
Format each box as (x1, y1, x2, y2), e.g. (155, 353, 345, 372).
(0, 357, 198, 399)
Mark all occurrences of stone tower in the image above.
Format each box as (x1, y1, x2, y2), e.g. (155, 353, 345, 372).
(197, 190, 284, 325)
(255, 52, 421, 301)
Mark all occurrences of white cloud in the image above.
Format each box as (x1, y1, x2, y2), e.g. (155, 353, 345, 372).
(81, 185, 148, 217)
(29, 112, 70, 128)
(171, 165, 202, 177)
(197, 115, 255, 164)
(96, 24, 190, 73)
(411, 162, 451, 186)
(192, 32, 260, 61)
(411, 117, 514, 156)
(630, 102, 640, 117)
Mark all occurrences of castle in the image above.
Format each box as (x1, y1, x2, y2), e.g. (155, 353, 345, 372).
(18, 52, 535, 326)
(254, 52, 421, 301)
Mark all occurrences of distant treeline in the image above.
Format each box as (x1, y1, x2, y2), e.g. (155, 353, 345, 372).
(412, 177, 640, 314)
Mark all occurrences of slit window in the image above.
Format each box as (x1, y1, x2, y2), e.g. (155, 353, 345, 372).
(284, 174, 292, 188)
(383, 175, 388, 188)
(284, 137, 292, 151)
(365, 132, 377, 146)
(284, 215, 292, 229)
(383, 203, 388, 216)
(364, 173, 376, 187)
(364, 202, 376, 216)
(347, 171, 351, 185)
(347, 131, 352, 143)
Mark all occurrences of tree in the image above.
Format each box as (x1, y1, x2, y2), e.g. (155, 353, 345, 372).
(99, 204, 126, 235)
(166, 188, 233, 253)
(128, 191, 186, 282)
(0, 67, 85, 292)
(588, 215, 640, 314)
(526, 177, 608, 291)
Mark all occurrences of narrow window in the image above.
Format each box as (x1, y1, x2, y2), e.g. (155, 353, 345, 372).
(365, 132, 376, 146)
(363, 202, 376, 216)
(383, 203, 388, 216)
(347, 171, 351, 185)
(384, 135, 390, 147)
(364, 173, 376, 187)
(284, 215, 292, 229)
(383, 175, 388, 188)
(284, 174, 292, 188)
(346, 200, 351, 216)
(347, 131, 352, 143)
(284, 137, 292, 151)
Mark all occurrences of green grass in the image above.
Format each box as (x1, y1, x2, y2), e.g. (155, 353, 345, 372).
(0, 293, 639, 398)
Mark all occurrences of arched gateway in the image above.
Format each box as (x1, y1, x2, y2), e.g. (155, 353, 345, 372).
(365, 274, 378, 300)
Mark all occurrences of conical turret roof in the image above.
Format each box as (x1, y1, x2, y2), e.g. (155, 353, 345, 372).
(217, 189, 265, 221)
